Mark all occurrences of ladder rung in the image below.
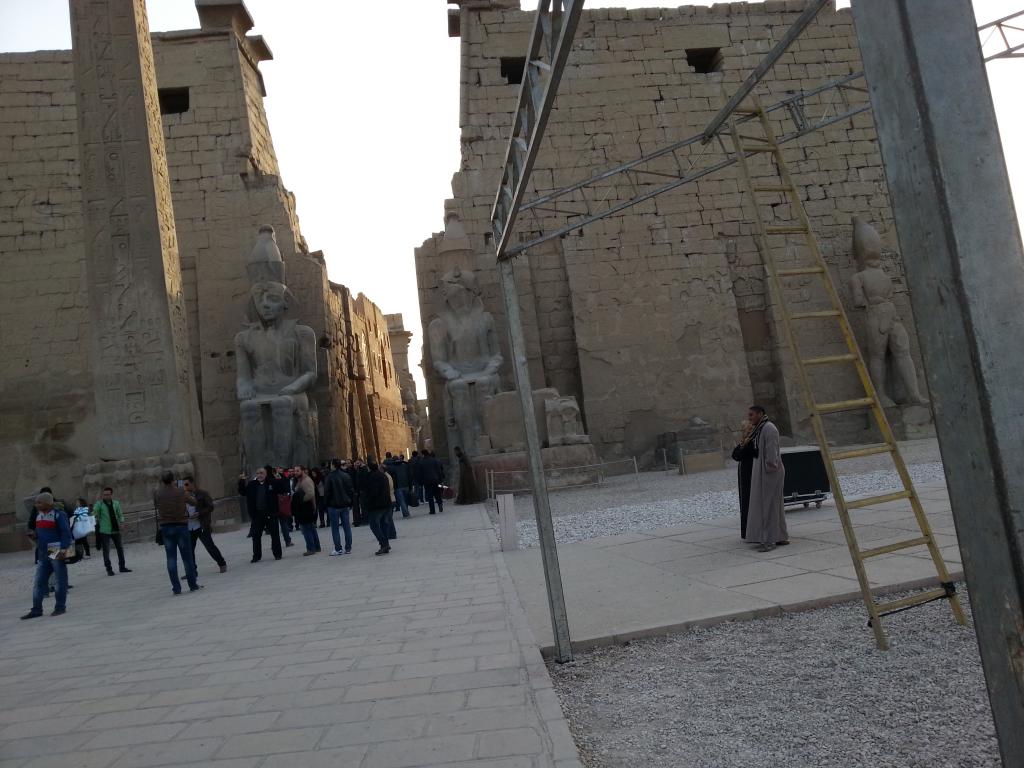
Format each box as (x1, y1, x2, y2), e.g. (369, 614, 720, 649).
(874, 588, 949, 615)
(776, 267, 824, 277)
(815, 397, 875, 414)
(859, 536, 930, 559)
(845, 489, 912, 510)
(753, 185, 793, 193)
(832, 444, 892, 461)
(790, 310, 840, 320)
(766, 226, 809, 235)
(803, 354, 856, 366)
(741, 146, 776, 153)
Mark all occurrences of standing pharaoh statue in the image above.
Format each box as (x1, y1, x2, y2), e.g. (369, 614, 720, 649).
(235, 226, 318, 470)
(428, 267, 503, 456)
(849, 217, 928, 407)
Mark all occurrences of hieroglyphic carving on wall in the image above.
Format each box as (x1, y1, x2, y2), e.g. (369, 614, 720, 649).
(71, 0, 203, 458)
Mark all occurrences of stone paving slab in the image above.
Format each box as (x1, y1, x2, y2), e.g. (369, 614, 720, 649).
(505, 479, 963, 653)
(0, 505, 582, 768)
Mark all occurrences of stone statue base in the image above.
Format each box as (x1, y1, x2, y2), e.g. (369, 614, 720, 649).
(883, 403, 935, 441)
(82, 450, 224, 513)
(474, 444, 601, 496)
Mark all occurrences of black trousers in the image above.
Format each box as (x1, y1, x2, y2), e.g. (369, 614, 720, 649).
(738, 458, 754, 539)
(367, 508, 390, 550)
(190, 527, 226, 567)
(99, 532, 126, 572)
(251, 512, 282, 561)
(424, 483, 444, 514)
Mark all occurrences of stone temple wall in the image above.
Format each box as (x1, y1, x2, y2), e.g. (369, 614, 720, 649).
(416, 0, 926, 465)
(0, 8, 411, 511)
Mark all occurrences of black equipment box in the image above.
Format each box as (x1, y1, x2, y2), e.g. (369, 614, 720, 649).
(781, 446, 831, 509)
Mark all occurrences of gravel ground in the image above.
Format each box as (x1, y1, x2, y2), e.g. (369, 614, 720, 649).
(510, 461, 946, 550)
(549, 589, 998, 768)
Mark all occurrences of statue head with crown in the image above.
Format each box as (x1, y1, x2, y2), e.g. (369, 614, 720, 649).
(234, 225, 318, 470)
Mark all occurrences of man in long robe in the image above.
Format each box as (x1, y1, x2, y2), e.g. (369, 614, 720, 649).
(744, 406, 789, 552)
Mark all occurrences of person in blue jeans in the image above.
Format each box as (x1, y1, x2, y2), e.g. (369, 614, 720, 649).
(153, 471, 201, 595)
(385, 454, 413, 519)
(324, 458, 355, 556)
(21, 492, 72, 619)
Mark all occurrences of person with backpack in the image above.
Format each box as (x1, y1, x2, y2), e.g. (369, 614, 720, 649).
(21, 492, 72, 619)
(324, 458, 355, 556)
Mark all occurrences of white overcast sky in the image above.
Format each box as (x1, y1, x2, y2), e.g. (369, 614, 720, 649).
(2, 0, 1021, 395)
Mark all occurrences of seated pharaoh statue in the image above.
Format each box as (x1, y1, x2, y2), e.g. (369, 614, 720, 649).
(850, 217, 928, 407)
(428, 267, 503, 457)
(235, 225, 317, 470)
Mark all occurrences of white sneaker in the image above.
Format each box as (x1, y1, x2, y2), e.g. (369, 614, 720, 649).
(330, 549, 344, 556)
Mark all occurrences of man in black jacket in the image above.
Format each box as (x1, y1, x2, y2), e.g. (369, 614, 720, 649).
(364, 460, 393, 556)
(420, 450, 446, 515)
(384, 455, 413, 519)
(409, 450, 424, 504)
(324, 458, 356, 556)
(184, 476, 227, 573)
(237, 466, 282, 563)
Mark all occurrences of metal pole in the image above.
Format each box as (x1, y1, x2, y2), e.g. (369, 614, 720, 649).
(853, 1, 1024, 761)
(633, 456, 640, 489)
(497, 258, 573, 662)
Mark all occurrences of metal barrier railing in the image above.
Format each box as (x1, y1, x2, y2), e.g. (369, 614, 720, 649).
(484, 457, 640, 500)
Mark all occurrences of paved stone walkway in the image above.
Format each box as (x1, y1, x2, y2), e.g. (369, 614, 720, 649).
(0, 506, 581, 768)
(506, 479, 962, 652)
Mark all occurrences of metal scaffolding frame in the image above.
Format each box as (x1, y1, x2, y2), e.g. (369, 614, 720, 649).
(488, 1, 1024, 751)
(489, 0, 584, 665)
(979, 8, 1024, 61)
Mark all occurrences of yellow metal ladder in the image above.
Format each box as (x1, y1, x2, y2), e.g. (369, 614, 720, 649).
(726, 99, 966, 649)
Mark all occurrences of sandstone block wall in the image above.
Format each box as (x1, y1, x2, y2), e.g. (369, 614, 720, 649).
(416, 0, 926, 464)
(0, 13, 411, 509)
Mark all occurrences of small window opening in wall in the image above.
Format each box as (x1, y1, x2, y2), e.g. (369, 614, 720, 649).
(685, 47, 723, 74)
(500, 57, 526, 85)
(158, 87, 190, 115)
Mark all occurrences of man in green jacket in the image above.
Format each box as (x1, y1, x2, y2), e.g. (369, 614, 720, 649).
(93, 487, 132, 576)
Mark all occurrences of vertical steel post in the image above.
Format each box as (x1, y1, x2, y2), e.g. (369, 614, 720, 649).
(853, 0, 1024, 761)
(497, 258, 573, 662)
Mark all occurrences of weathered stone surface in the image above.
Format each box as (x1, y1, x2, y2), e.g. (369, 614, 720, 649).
(415, 1, 931, 463)
(483, 389, 558, 453)
(235, 225, 318, 470)
(70, 0, 219, 502)
(427, 252, 503, 457)
(849, 216, 928, 407)
(0, 4, 411, 511)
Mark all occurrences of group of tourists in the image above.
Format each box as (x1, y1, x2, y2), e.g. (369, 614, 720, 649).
(19, 472, 224, 619)
(733, 405, 789, 552)
(238, 450, 448, 562)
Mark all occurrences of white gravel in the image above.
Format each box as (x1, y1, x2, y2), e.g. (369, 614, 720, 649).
(550, 588, 998, 768)
(510, 462, 946, 549)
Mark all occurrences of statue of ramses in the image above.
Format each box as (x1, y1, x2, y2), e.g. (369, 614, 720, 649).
(428, 267, 502, 456)
(849, 217, 928, 407)
(235, 225, 317, 470)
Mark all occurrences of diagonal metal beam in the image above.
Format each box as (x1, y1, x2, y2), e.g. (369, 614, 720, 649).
(979, 8, 1024, 60)
(490, 0, 584, 261)
(701, 0, 830, 142)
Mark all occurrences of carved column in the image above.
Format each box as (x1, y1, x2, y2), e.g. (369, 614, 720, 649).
(70, 0, 220, 503)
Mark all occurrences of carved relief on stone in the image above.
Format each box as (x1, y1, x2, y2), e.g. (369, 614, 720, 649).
(235, 225, 318, 470)
(849, 217, 927, 407)
(545, 395, 591, 447)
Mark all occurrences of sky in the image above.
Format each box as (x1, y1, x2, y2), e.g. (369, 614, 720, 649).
(1, 0, 1021, 396)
